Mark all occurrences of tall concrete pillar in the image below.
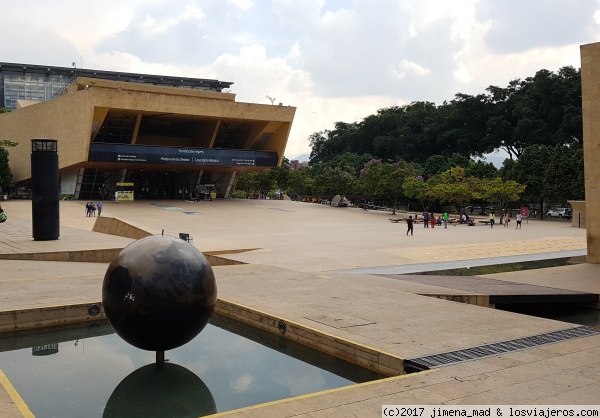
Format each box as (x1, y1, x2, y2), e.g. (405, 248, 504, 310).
(31, 139, 60, 241)
(581, 42, 600, 262)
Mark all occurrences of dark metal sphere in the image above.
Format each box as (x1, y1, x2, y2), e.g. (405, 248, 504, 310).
(102, 235, 217, 351)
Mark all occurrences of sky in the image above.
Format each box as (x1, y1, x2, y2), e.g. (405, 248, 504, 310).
(2, 0, 600, 162)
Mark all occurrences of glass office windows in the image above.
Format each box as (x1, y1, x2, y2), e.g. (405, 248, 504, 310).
(2, 74, 67, 109)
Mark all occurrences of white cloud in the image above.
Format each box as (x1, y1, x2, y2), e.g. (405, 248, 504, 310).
(1, 0, 599, 158)
(231, 374, 254, 392)
(138, 3, 206, 37)
(272, 362, 326, 397)
(453, 60, 473, 84)
(393, 59, 432, 79)
(228, 0, 255, 11)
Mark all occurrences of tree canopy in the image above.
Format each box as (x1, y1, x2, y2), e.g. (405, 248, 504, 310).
(309, 66, 581, 165)
(0, 140, 17, 187)
(236, 66, 582, 214)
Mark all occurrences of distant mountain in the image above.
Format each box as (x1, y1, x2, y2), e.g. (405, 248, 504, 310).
(288, 153, 310, 162)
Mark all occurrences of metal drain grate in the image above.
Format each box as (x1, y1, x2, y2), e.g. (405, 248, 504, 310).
(405, 326, 600, 372)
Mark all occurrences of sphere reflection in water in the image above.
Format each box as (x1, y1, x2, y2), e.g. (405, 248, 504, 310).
(103, 363, 217, 417)
(102, 235, 217, 351)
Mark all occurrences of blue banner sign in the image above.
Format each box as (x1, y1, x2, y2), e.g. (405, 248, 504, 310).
(88, 143, 278, 167)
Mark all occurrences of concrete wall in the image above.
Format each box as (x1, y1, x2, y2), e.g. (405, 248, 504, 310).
(568, 200, 586, 228)
(214, 299, 406, 376)
(60, 169, 79, 195)
(0, 93, 94, 182)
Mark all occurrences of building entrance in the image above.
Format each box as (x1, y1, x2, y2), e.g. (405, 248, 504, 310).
(126, 171, 199, 200)
(77, 168, 227, 200)
(77, 169, 201, 200)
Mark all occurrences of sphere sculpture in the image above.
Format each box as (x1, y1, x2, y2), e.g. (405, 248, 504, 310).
(102, 235, 217, 351)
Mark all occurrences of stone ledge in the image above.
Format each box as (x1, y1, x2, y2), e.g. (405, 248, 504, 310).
(215, 298, 406, 376)
(92, 217, 152, 239)
(0, 303, 105, 332)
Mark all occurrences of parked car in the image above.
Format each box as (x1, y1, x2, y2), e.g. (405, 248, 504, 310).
(546, 208, 572, 219)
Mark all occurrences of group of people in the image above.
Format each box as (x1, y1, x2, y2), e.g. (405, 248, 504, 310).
(488, 211, 522, 229)
(407, 210, 523, 235)
(85, 201, 103, 217)
(407, 211, 451, 235)
(419, 211, 451, 229)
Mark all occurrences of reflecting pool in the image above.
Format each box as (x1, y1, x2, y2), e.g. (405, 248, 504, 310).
(0, 315, 385, 417)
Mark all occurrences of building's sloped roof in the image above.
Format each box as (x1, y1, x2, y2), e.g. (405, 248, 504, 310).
(0, 62, 233, 92)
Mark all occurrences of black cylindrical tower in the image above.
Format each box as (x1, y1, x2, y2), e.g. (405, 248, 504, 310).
(31, 139, 60, 241)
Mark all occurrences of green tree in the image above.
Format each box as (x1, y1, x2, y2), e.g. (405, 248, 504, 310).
(235, 170, 276, 198)
(235, 171, 259, 197)
(0, 139, 17, 187)
(254, 170, 276, 198)
(403, 175, 433, 211)
(270, 157, 291, 199)
(545, 145, 584, 202)
(446, 153, 471, 170)
(423, 155, 449, 178)
(0, 148, 12, 187)
(436, 93, 496, 157)
(485, 67, 582, 159)
(428, 167, 481, 213)
(304, 66, 582, 207)
(467, 159, 498, 179)
(360, 159, 412, 214)
(329, 152, 373, 175)
(483, 177, 526, 223)
(286, 168, 315, 198)
(0, 140, 18, 148)
(309, 122, 358, 165)
(311, 165, 358, 196)
(512, 145, 553, 217)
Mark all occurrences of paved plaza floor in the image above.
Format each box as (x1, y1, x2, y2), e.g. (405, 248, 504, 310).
(0, 199, 599, 417)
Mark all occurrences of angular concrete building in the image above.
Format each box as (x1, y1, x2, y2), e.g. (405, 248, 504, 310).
(0, 62, 295, 200)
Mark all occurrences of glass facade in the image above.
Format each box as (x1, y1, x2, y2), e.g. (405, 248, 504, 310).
(0, 62, 233, 111)
(2, 73, 69, 110)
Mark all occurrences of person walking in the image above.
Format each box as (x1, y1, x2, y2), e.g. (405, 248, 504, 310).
(97, 201, 103, 216)
(489, 211, 495, 228)
(406, 215, 414, 236)
(443, 211, 448, 229)
(423, 211, 429, 228)
(114, 190, 119, 204)
(504, 211, 510, 228)
(85, 201, 92, 217)
(516, 212, 522, 229)
(429, 213, 436, 229)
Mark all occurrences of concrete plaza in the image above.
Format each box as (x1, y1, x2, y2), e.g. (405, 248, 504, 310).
(0, 198, 599, 417)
